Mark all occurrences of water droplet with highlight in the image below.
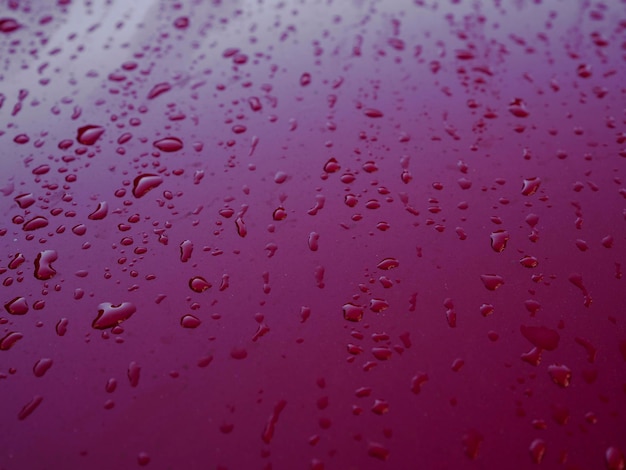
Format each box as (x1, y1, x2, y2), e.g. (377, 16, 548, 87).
(34, 250, 57, 280)
(4, 297, 28, 315)
(480, 274, 504, 290)
(132, 174, 163, 198)
(153, 136, 183, 152)
(92, 302, 137, 329)
(76, 125, 104, 145)
(343, 303, 364, 322)
(189, 276, 211, 293)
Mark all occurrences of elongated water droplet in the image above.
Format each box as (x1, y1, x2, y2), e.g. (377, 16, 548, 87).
(23, 216, 49, 231)
(147, 82, 171, 100)
(0, 331, 23, 350)
(132, 174, 163, 198)
(88, 201, 108, 220)
(33, 358, 53, 377)
(153, 136, 183, 152)
(377, 258, 399, 270)
(77, 125, 104, 145)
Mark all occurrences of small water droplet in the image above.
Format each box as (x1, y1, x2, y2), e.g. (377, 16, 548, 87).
(508, 98, 530, 117)
(364, 108, 384, 118)
(128, 361, 140, 387)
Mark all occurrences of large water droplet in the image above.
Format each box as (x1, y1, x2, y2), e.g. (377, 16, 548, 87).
(76, 125, 105, 145)
(33, 358, 53, 377)
(34, 250, 58, 280)
(4, 297, 28, 315)
(480, 274, 504, 290)
(0, 331, 23, 350)
(343, 303, 364, 322)
(490, 230, 509, 252)
(132, 174, 163, 198)
(153, 136, 183, 152)
(377, 258, 399, 270)
(23, 216, 49, 231)
(189, 276, 211, 293)
(92, 302, 137, 329)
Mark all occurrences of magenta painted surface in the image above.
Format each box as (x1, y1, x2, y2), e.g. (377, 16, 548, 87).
(1, 0, 625, 469)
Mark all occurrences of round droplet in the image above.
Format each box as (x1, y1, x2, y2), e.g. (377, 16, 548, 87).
(153, 136, 183, 152)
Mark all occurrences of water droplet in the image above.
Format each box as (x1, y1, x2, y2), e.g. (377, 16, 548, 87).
(508, 98, 529, 117)
(181, 314, 201, 328)
(76, 125, 104, 145)
(367, 442, 390, 461)
(377, 258, 399, 270)
(56, 318, 68, 336)
(153, 136, 183, 152)
(274, 171, 288, 184)
(272, 207, 287, 221)
(300, 72, 311, 86)
(480, 274, 504, 290)
(180, 240, 193, 262)
(17, 396, 43, 421)
(548, 364, 572, 387)
(132, 174, 163, 198)
(519, 255, 538, 268)
(0, 331, 23, 350)
(189, 276, 211, 293)
(33, 358, 53, 377)
(8, 253, 25, 269)
(235, 217, 247, 237)
(92, 302, 137, 329)
(490, 230, 509, 252)
(605, 447, 625, 470)
(127, 361, 140, 387)
(230, 347, 248, 360)
(14, 193, 35, 209)
(462, 429, 483, 460)
(343, 303, 364, 322)
(521, 177, 541, 196)
(261, 399, 287, 444)
(4, 297, 28, 315)
(34, 250, 58, 280)
(147, 82, 172, 100)
(323, 157, 340, 173)
(480, 304, 495, 317)
(529, 439, 546, 464)
(520, 325, 560, 350)
(88, 201, 108, 220)
(23, 215, 49, 231)
(0, 18, 21, 33)
(364, 108, 384, 118)
(137, 452, 151, 467)
(568, 273, 592, 307)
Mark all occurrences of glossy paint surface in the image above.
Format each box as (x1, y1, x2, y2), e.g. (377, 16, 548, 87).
(1, 0, 625, 469)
